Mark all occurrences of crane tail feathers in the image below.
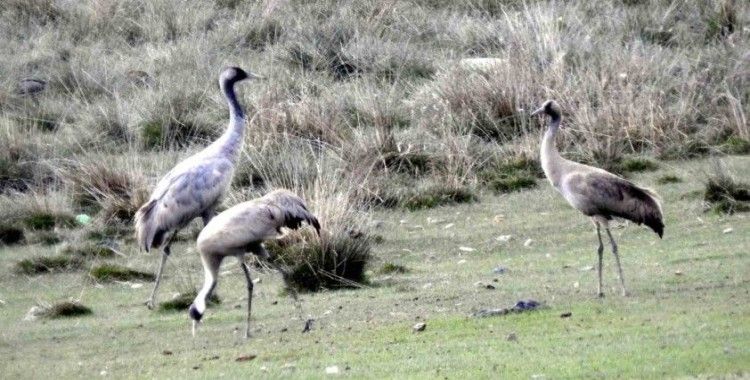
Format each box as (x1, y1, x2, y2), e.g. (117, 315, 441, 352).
(615, 183, 665, 238)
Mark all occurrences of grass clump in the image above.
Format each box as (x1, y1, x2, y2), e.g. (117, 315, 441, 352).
(40, 301, 93, 319)
(23, 211, 76, 230)
(268, 230, 371, 292)
(159, 291, 221, 312)
(88, 264, 154, 282)
(28, 230, 61, 245)
(379, 262, 409, 274)
(15, 255, 83, 275)
(480, 155, 540, 194)
(62, 242, 114, 258)
(722, 136, 750, 155)
(0, 223, 25, 245)
(618, 157, 659, 173)
(657, 175, 683, 185)
(401, 185, 477, 211)
(485, 173, 537, 194)
(704, 163, 750, 214)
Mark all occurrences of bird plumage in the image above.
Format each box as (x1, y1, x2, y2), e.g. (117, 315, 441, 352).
(134, 66, 258, 309)
(190, 189, 320, 338)
(534, 100, 664, 237)
(532, 99, 664, 296)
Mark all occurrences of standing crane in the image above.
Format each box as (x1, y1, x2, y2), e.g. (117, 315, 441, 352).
(531, 100, 664, 297)
(135, 67, 260, 309)
(189, 189, 320, 338)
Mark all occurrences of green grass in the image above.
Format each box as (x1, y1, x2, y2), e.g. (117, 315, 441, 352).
(0, 157, 748, 378)
(88, 264, 155, 282)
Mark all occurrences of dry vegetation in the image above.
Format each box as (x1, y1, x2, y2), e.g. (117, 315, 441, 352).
(0, 0, 748, 287)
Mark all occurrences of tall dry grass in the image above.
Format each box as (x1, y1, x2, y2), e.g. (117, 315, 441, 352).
(0, 0, 747, 265)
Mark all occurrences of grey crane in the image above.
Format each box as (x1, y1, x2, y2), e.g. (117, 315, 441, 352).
(134, 66, 260, 309)
(189, 189, 320, 339)
(531, 100, 664, 297)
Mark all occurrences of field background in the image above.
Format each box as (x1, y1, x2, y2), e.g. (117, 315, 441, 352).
(1, 0, 749, 378)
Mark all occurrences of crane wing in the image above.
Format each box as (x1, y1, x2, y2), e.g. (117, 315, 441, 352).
(575, 172, 664, 237)
(135, 158, 234, 250)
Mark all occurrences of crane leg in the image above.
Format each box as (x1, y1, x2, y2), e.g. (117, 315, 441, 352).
(596, 223, 605, 298)
(240, 261, 254, 339)
(605, 228, 628, 296)
(146, 244, 170, 309)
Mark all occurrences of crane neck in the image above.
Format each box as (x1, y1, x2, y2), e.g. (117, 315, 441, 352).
(216, 79, 246, 159)
(540, 117, 564, 187)
(193, 264, 217, 316)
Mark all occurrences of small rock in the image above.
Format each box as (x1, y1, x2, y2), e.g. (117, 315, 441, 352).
(472, 308, 509, 318)
(100, 370, 107, 376)
(513, 300, 540, 311)
(413, 322, 427, 332)
(492, 266, 508, 274)
(162, 350, 173, 355)
(495, 235, 513, 242)
(235, 354, 257, 362)
(130, 283, 143, 289)
(674, 270, 683, 276)
(17, 78, 46, 96)
(523, 238, 534, 247)
(573, 281, 580, 288)
(506, 332, 517, 341)
(252, 278, 261, 284)
(580, 265, 594, 271)
(24, 306, 46, 321)
(422, 283, 433, 289)
(485, 284, 496, 290)
(492, 214, 505, 224)
(722, 227, 733, 234)
(560, 312, 572, 318)
(459, 246, 475, 252)
(443, 223, 455, 229)
(457, 259, 467, 265)
(325, 365, 340, 374)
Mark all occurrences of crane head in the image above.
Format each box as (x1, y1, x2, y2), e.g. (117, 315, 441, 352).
(530, 100, 562, 125)
(220, 66, 263, 85)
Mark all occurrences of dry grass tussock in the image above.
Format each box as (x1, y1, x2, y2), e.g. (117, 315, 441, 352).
(0, 0, 747, 284)
(237, 133, 374, 291)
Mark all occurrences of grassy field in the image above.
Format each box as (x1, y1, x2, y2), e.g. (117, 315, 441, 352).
(1, 156, 748, 378)
(1, 0, 749, 378)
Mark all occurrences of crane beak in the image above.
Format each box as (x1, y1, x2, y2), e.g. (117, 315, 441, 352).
(247, 72, 264, 80)
(530, 106, 545, 117)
